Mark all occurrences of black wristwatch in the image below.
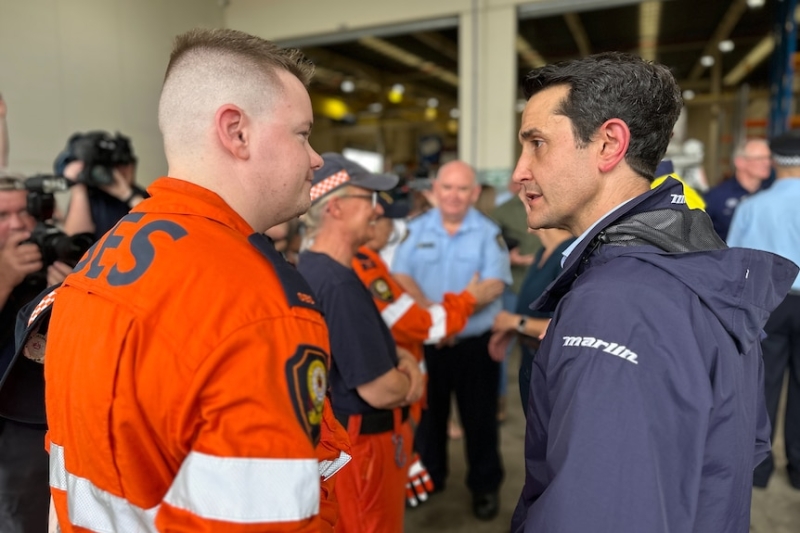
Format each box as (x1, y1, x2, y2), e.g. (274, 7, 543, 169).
(516, 316, 528, 334)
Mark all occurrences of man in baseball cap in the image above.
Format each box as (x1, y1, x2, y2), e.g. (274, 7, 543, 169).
(297, 153, 423, 533)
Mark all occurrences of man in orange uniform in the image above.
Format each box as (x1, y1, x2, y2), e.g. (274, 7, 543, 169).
(39, 28, 350, 532)
(297, 153, 425, 533)
(351, 193, 504, 506)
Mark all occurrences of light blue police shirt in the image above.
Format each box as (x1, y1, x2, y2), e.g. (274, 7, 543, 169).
(727, 178, 800, 292)
(391, 207, 512, 338)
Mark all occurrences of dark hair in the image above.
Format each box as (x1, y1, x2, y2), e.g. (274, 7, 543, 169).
(523, 52, 682, 180)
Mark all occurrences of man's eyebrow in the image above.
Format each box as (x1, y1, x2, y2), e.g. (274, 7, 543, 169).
(519, 127, 543, 141)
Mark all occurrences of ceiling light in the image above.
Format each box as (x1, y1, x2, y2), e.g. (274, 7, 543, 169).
(718, 40, 735, 53)
(700, 55, 715, 67)
(388, 85, 404, 104)
(367, 102, 383, 113)
(427, 98, 439, 108)
(747, 0, 765, 8)
(424, 107, 437, 121)
(449, 108, 460, 119)
(340, 80, 355, 93)
(682, 90, 696, 101)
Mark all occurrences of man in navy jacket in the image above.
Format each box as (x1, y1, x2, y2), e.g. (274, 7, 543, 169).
(510, 52, 798, 533)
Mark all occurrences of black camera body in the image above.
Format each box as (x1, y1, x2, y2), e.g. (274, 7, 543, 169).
(24, 176, 94, 268)
(68, 132, 136, 188)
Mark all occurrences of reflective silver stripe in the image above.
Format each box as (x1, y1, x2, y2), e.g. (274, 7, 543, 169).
(424, 304, 447, 344)
(49, 443, 159, 533)
(381, 293, 415, 328)
(318, 451, 352, 481)
(163, 451, 319, 523)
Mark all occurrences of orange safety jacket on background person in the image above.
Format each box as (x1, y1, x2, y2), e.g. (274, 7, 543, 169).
(351, 245, 477, 428)
(351, 245, 477, 364)
(42, 177, 350, 533)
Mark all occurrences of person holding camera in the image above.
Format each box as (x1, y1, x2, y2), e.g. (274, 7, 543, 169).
(56, 131, 147, 240)
(0, 176, 69, 533)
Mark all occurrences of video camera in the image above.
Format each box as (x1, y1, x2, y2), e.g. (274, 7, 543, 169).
(60, 131, 136, 188)
(23, 175, 94, 268)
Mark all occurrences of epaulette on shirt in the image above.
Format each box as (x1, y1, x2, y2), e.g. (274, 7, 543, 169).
(248, 233, 321, 312)
(0, 284, 59, 425)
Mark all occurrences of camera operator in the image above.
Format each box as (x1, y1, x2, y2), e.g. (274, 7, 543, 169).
(56, 131, 148, 239)
(0, 175, 69, 533)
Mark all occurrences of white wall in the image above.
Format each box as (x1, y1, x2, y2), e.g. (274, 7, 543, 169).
(0, 0, 224, 185)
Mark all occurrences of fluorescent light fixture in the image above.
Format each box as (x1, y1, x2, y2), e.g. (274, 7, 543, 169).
(747, 0, 765, 8)
(340, 80, 355, 93)
(367, 102, 383, 113)
(449, 108, 460, 119)
(427, 98, 439, 108)
(718, 40, 735, 53)
(682, 90, 696, 101)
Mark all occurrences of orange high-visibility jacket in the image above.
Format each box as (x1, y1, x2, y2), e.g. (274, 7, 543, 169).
(44, 178, 350, 533)
(351, 245, 476, 362)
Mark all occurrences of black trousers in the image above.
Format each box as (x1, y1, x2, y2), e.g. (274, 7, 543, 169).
(417, 331, 503, 495)
(754, 293, 800, 488)
(0, 418, 49, 533)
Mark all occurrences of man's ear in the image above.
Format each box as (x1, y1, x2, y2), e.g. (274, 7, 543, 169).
(469, 184, 481, 204)
(215, 104, 250, 160)
(596, 118, 630, 173)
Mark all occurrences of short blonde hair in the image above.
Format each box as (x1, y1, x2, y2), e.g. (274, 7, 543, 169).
(158, 28, 314, 157)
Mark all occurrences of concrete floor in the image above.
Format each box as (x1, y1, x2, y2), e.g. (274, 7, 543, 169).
(404, 349, 800, 533)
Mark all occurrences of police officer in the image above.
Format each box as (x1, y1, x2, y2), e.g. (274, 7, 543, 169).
(392, 160, 511, 521)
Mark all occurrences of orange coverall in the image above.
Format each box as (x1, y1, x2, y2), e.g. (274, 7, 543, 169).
(351, 245, 477, 365)
(43, 178, 349, 532)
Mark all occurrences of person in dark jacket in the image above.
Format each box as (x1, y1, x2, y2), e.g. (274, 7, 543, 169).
(510, 52, 798, 533)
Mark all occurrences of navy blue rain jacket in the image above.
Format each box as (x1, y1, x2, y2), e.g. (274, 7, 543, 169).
(512, 178, 798, 533)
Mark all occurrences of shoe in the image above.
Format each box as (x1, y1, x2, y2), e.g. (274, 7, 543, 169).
(788, 465, 800, 490)
(472, 492, 499, 521)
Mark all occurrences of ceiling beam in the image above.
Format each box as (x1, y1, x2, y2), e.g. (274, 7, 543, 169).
(516, 35, 547, 69)
(688, 0, 748, 80)
(410, 32, 459, 62)
(357, 36, 459, 87)
(722, 4, 800, 86)
(563, 13, 592, 57)
(304, 47, 456, 106)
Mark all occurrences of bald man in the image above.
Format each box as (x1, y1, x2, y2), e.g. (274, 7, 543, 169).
(39, 28, 350, 532)
(392, 161, 511, 520)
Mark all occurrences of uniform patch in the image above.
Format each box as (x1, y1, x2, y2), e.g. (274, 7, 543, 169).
(285, 345, 329, 445)
(370, 277, 395, 302)
(23, 330, 47, 364)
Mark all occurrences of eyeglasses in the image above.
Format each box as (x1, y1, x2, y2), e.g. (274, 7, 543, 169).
(339, 191, 378, 209)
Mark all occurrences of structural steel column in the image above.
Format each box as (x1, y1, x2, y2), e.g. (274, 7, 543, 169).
(768, 0, 798, 138)
(459, 2, 517, 175)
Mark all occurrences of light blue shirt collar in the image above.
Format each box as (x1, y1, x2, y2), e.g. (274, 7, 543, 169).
(561, 199, 635, 266)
